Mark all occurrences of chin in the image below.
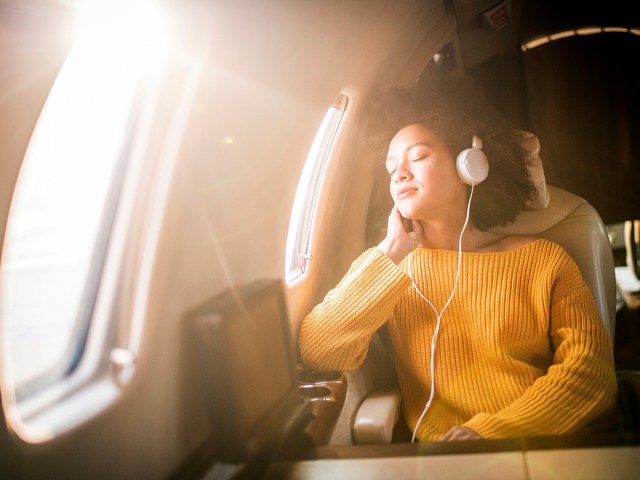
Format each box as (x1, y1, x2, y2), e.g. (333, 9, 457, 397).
(397, 207, 414, 220)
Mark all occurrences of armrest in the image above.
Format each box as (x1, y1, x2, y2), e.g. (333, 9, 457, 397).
(353, 388, 402, 444)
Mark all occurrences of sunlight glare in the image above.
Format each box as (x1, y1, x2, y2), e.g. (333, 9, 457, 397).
(75, 0, 168, 64)
(0, 0, 169, 410)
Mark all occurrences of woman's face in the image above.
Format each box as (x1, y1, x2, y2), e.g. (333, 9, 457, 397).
(385, 123, 465, 220)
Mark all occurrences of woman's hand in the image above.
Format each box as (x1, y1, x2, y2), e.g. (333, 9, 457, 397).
(377, 206, 423, 264)
(439, 426, 482, 441)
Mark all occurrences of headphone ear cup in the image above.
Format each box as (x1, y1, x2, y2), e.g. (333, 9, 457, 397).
(456, 147, 489, 185)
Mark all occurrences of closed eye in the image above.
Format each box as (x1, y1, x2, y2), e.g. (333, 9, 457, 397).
(385, 160, 397, 175)
(408, 145, 430, 162)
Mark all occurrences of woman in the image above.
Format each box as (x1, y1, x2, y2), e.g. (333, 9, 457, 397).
(298, 74, 618, 442)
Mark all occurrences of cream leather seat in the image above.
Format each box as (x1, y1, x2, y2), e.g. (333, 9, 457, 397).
(352, 134, 617, 445)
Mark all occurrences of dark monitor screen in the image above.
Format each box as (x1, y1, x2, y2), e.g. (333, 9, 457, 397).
(191, 278, 310, 463)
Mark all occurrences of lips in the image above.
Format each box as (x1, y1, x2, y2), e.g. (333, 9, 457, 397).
(396, 186, 418, 199)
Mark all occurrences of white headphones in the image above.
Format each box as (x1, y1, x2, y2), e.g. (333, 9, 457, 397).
(456, 135, 489, 185)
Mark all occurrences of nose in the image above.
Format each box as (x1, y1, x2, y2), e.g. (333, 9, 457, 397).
(393, 160, 411, 182)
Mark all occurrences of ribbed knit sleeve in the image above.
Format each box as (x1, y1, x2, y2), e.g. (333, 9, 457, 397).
(299, 247, 411, 372)
(462, 248, 618, 439)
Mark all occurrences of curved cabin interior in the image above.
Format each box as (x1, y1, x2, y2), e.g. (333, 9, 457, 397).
(0, 0, 639, 479)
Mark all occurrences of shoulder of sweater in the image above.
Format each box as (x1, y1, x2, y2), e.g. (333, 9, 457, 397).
(511, 238, 576, 266)
(530, 238, 573, 260)
(528, 239, 587, 281)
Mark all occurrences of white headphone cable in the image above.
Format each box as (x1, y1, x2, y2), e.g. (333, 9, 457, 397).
(408, 184, 475, 442)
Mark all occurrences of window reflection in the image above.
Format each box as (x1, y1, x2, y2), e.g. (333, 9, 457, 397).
(285, 94, 348, 283)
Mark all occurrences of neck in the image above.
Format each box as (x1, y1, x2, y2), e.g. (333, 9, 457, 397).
(417, 183, 473, 250)
(419, 217, 474, 251)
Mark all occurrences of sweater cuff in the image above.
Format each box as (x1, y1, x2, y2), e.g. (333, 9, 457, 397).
(462, 414, 503, 439)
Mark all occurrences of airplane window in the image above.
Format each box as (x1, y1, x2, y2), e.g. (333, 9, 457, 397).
(0, 0, 166, 413)
(285, 94, 348, 283)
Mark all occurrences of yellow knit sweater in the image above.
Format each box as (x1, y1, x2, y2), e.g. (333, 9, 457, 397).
(299, 239, 618, 441)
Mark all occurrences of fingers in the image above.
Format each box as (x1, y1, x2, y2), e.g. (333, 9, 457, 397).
(387, 206, 407, 235)
(439, 426, 482, 441)
(378, 207, 422, 264)
(410, 219, 423, 236)
(389, 206, 404, 226)
(389, 206, 418, 234)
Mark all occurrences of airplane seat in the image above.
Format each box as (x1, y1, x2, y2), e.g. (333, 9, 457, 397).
(352, 132, 622, 444)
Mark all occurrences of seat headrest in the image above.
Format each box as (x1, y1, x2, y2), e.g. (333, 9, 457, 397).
(518, 131, 550, 210)
(494, 185, 585, 236)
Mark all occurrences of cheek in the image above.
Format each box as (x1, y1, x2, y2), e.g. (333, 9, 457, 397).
(389, 181, 396, 199)
(428, 163, 461, 188)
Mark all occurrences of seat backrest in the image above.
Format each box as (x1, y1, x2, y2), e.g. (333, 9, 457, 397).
(493, 185, 617, 346)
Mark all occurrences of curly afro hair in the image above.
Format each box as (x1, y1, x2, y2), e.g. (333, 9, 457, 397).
(365, 72, 539, 230)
